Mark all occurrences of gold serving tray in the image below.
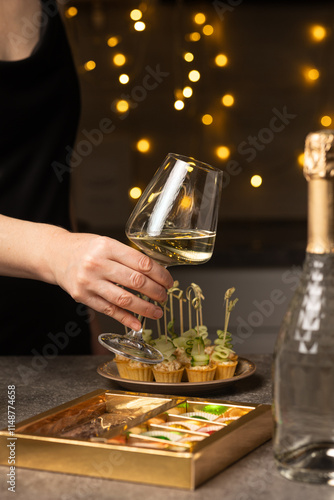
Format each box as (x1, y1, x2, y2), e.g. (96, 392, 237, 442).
(0, 389, 272, 490)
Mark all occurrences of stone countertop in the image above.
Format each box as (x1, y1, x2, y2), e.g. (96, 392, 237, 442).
(0, 354, 332, 500)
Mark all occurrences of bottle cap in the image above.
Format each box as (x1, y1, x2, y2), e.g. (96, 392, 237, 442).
(304, 130, 334, 180)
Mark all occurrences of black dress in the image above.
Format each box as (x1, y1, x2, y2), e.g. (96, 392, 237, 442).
(0, 0, 91, 355)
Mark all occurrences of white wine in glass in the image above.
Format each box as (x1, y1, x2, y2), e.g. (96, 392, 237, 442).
(99, 153, 223, 363)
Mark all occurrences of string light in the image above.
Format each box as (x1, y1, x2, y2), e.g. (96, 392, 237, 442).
(216, 146, 230, 159)
(194, 13, 206, 25)
(136, 138, 151, 153)
(215, 54, 228, 67)
(134, 21, 146, 31)
(130, 9, 142, 21)
(84, 60, 96, 71)
(221, 94, 234, 107)
(115, 100, 129, 113)
(113, 53, 126, 66)
(174, 100, 185, 110)
(251, 175, 262, 188)
(310, 25, 327, 42)
(202, 114, 213, 125)
(183, 86, 193, 98)
(129, 187, 142, 199)
(65, 6, 78, 18)
(305, 67, 320, 81)
(321, 115, 332, 127)
(188, 70, 200, 82)
(107, 36, 120, 47)
(297, 153, 304, 167)
(187, 32, 201, 42)
(119, 73, 129, 84)
(203, 25, 214, 36)
(184, 52, 194, 62)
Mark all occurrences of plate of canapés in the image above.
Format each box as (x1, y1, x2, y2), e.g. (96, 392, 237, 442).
(97, 285, 256, 395)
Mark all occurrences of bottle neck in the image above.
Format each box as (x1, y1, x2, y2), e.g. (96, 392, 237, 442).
(307, 178, 334, 254)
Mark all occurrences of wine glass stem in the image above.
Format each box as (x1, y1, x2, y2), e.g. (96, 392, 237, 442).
(127, 328, 143, 341)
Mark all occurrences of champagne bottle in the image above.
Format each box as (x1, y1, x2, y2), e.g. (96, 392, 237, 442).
(273, 130, 334, 485)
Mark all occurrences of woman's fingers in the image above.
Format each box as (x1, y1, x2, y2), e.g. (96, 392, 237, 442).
(85, 283, 164, 331)
(99, 237, 173, 289)
(58, 234, 174, 328)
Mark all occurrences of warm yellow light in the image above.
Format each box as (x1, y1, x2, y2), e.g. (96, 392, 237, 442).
(221, 94, 234, 107)
(216, 146, 230, 159)
(136, 138, 151, 153)
(174, 100, 185, 110)
(134, 21, 146, 31)
(188, 32, 201, 42)
(194, 13, 206, 25)
(107, 36, 120, 47)
(297, 153, 304, 167)
(215, 54, 228, 67)
(116, 100, 129, 113)
(202, 114, 213, 125)
(113, 53, 126, 66)
(203, 24, 214, 36)
(311, 25, 327, 41)
(129, 187, 142, 199)
(184, 52, 194, 62)
(119, 73, 129, 84)
(130, 9, 142, 21)
(188, 70, 200, 82)
(321, 115, 332, 127)
(251, 175, 262, 188)
(84, 60, 96, 71)
(183, 86, 193, 98)
(306, 68, 320, 81)
(65, 6, 78, 18)
(174, 88, 183, 100)
(180, 195, 193, 209)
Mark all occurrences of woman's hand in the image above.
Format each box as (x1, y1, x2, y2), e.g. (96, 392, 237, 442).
(0, 215, 174, 331)
(50, 233, 174, 331)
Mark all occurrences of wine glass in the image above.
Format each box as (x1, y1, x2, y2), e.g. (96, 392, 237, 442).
(99, 153, 223, 363)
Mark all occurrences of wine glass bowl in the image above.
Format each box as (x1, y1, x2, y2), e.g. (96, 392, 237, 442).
(98, 153, 223, 363)
(126, 153, 222, 267)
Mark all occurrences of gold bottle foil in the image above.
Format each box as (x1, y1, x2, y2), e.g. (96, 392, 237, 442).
(304, 130, 334, 253)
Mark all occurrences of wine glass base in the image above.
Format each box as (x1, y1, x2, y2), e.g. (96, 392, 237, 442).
(98, 333, 164, 364)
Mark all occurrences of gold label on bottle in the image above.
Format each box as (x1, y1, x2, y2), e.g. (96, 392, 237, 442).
(304, 130, 334, 180)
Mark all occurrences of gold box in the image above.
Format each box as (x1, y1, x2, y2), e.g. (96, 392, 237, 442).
(0, 389, 272, 490)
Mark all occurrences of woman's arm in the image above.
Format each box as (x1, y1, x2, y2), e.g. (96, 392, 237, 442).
(0, 214, 174, 331)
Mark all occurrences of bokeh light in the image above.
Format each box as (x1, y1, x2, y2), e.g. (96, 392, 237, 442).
(84, 60, 96, 71)
(194, 13, 206, 25)
(221, 94, 234, 107)
(188, 70, 201, 82)
(134, 21, 146, 31)
(183, 86, 193, 98)
(174, 100, 185, 110)
(129, 187, 142, 199)
(130, 9, 142, 21)
(311, 25, 327, 41)
(215, 54, 228, 67)
(216, 146, 230, 159)
(113, 53, 126, 66)
(65, 7, 78, 18)
(136, 139, 151, 153)
(116, 99, 129, 113)
(202, 114, 213, 125)
(107, 36, 120, 47)
(251, 175, 262, 188)
(119, 74, 129, 84)
(184, 52, 194, 62)
(321, 115, 332, 127)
